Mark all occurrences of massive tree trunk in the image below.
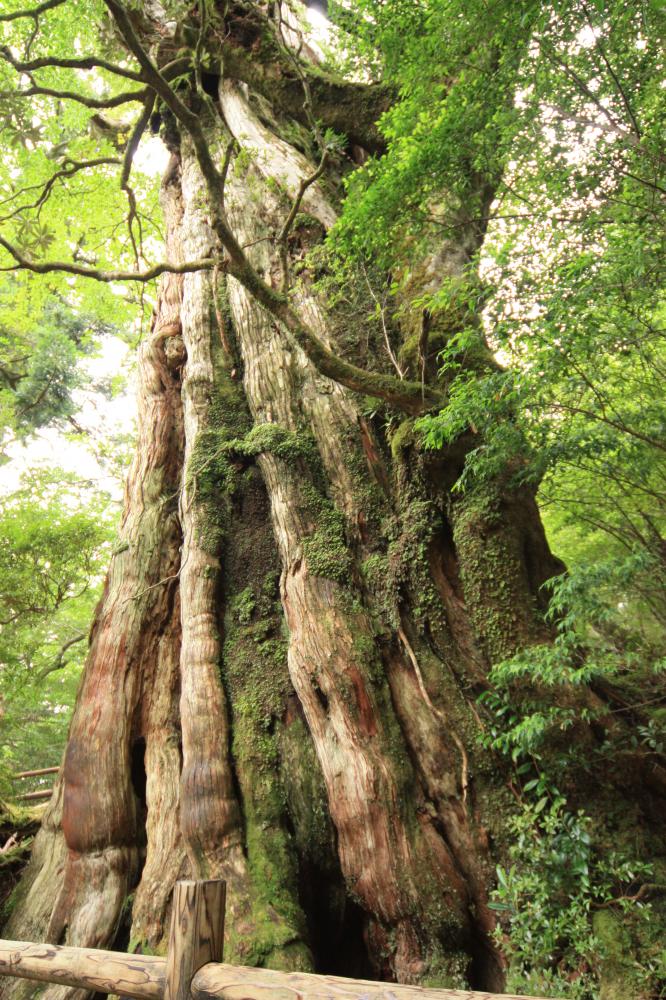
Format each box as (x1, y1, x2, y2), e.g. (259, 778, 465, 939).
(3, 5, 665, 998)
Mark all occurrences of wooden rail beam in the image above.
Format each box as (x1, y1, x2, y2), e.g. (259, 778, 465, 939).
(16, 789, 53, 801)
(192, 963, 552, 1000)
(12, 767, 59, 779)
(0, 940, 165, 999)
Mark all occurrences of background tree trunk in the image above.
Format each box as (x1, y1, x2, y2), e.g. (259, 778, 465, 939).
(3, 7, 665, 999)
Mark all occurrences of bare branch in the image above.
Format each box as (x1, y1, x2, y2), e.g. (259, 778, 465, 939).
(579, 0, 642, 141)
(219, 137, 237, 213)
(0, 158, 120, 224)
(35, 631, 87, 682)
(549, 401, 666, 454)
(0, 234, 216, 282)
(540, 41, 632, 143)
(361, 264, 405, 379)
(2, 82, 147, 109)
(0, 0, 66, 22)
(0, 46, 144, 82)
(120, 93, 155, 265)
(277, 150, 328, 291)
(619, 169, 666, 197)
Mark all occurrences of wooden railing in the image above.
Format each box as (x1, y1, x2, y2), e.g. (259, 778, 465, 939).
(11, 767, 58, 802)
(0, 880, 552, 1000)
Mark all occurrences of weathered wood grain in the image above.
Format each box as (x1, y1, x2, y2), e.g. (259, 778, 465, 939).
(192, 964, 552, 1000)
(0, 940, 165, 999)
(165, 880, 225, 1000)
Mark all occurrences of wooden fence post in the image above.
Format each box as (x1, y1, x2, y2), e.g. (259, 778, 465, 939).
(165, 880, 226, 1000)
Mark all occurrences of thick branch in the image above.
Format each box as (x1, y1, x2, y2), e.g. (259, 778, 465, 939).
(226, 252, 442, 413)
(221, 44, 391, 154)
(104, 0, 200, 132)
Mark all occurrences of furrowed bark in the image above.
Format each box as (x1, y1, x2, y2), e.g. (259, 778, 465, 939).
(177, 141, 244, 879)
(128, 163, 188, 955)
(176, 131, 315, 969)
(218, 90, 473, 984)
(1, 162, 187, 997)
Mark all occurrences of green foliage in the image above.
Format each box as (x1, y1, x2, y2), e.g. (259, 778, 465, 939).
(0, 0, 161, 337)
(0, 469, 116, 783)
(0, 288, 122, 443)
(491, 796, 655, 999)
(480, 549, 665, 770)
(336, 0, 665, 610)
(0, 0, 663, 989)
(330, 0, 535, 268)
(412, 1, 665, 574)
(479, 550, 666, 997)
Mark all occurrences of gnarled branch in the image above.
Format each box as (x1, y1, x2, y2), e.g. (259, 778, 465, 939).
(35, 631, 87, 682)
(0, 158, 121, 224)
(120, 93, 155, 263)
(2, 82, 147, 109)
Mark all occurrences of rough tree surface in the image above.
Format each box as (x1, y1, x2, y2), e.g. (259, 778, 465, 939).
(2, 3, 665, 1000)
